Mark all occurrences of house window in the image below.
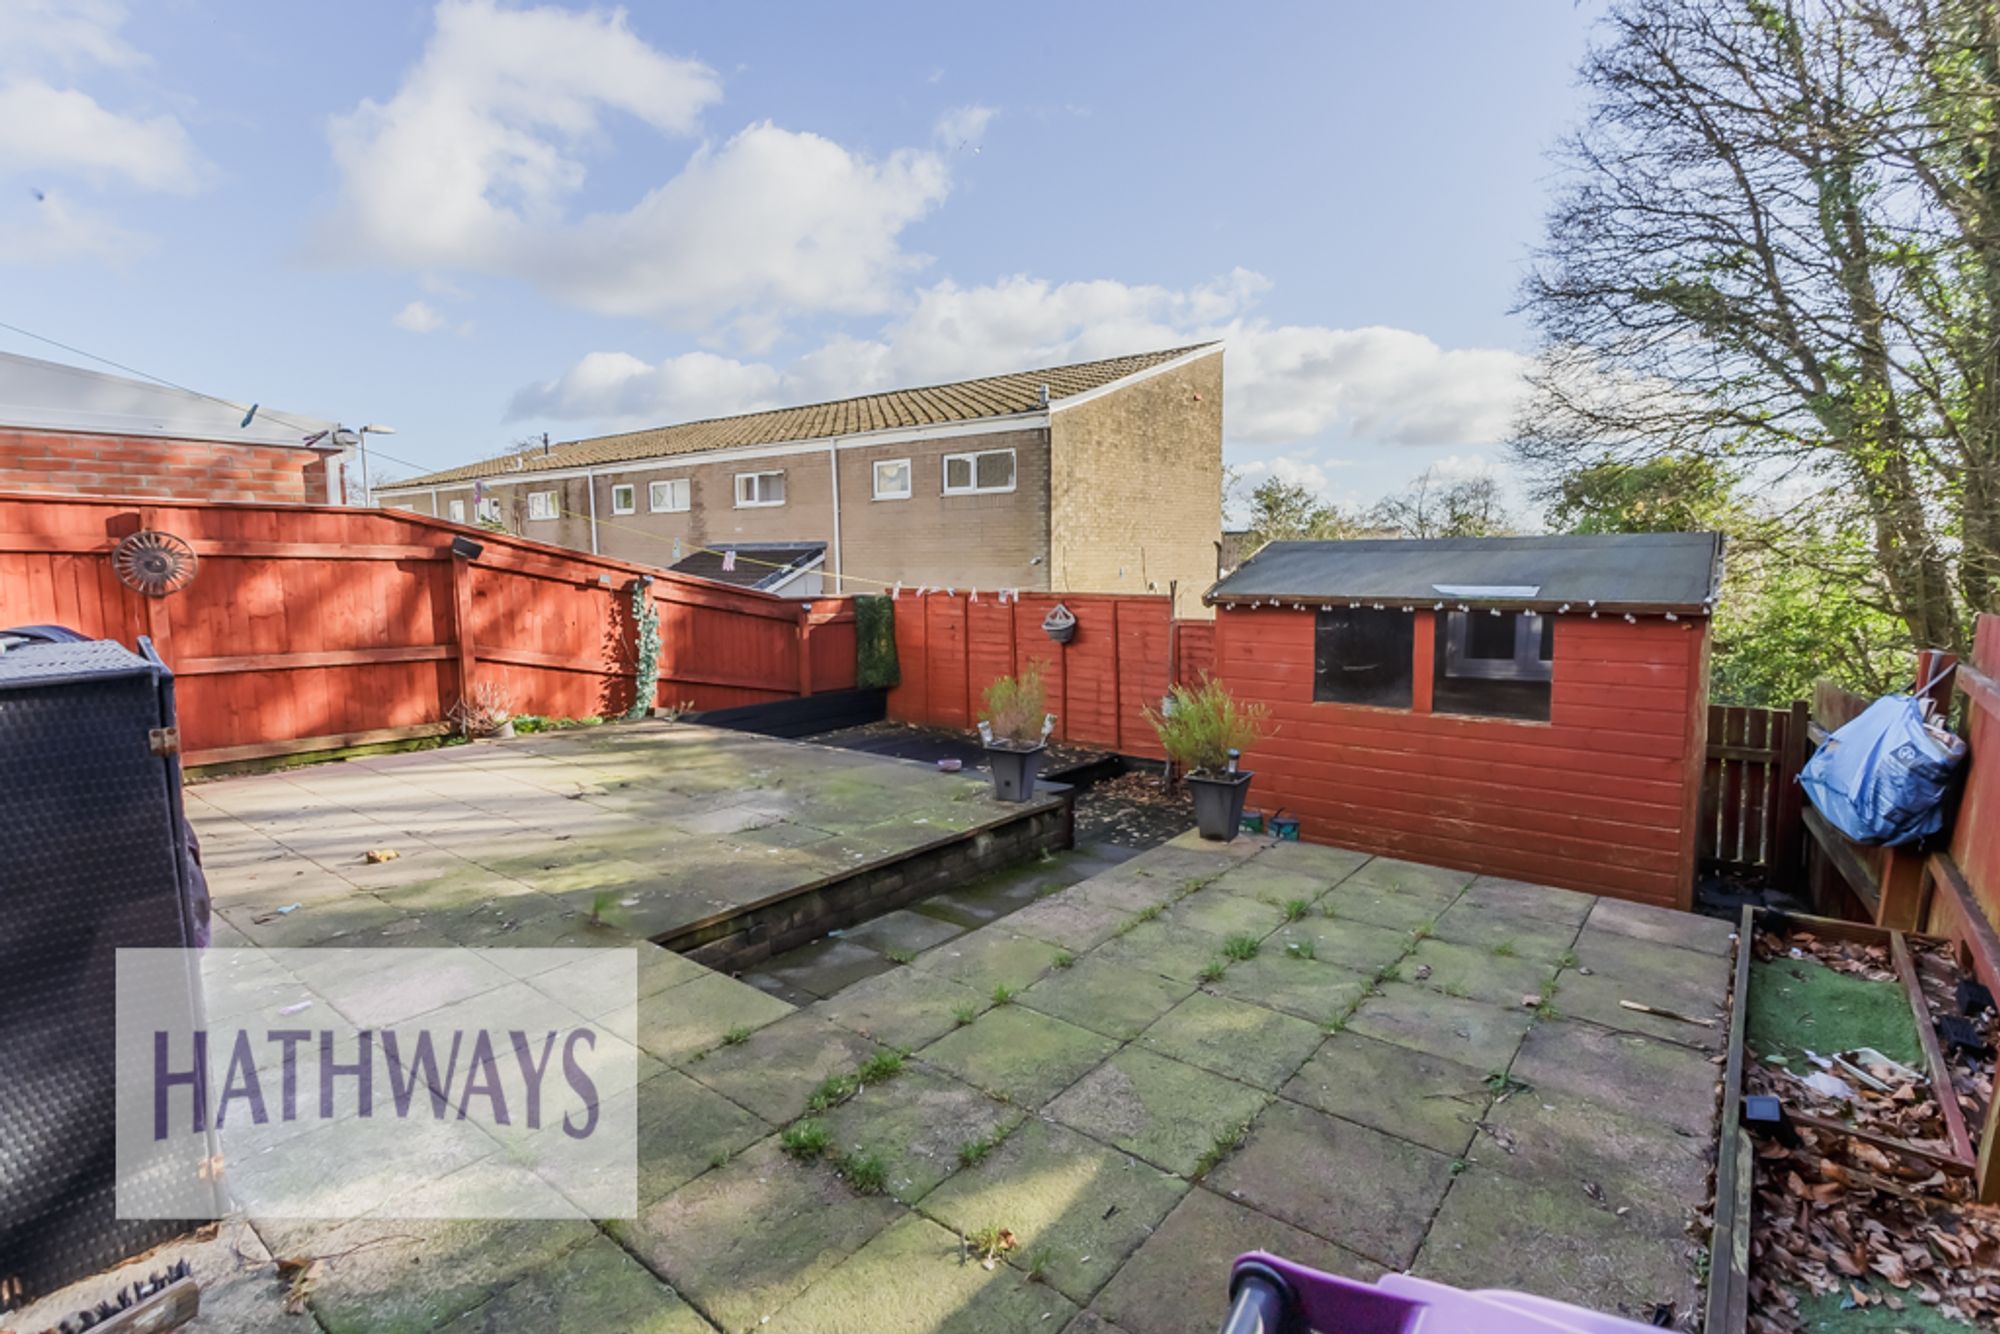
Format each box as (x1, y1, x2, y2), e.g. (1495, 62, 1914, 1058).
(476, 496, 501, 523)
(735, 471, 785, 507)
(1314, 609, 1414, 709)
(447, 499, 465, 523)
(942, 448, 1015, 495)
(1434, 610, 1554, 721)
(527, 490, 559, 521)
(873, 458, 912, 500)
(610, 483, 635, 515)
(650, 478, 690, 512)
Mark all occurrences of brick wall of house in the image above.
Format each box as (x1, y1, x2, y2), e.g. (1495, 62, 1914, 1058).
(1047, 351, 1223, 616)
(392, 430, 1052, 594)
(834, 428, 1049, 595)
(0, 427, 336, 503)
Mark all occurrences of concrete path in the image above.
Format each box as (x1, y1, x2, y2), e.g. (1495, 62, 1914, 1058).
(13, 731, 1733, 1334)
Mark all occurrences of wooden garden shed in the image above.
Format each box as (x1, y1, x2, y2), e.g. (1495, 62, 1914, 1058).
(1204, 532, 1723, 908)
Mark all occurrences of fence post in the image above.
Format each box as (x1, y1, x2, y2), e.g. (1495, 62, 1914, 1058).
(797, 609, 815, 697)
(448, 551, 477, 718)
(1772, 700, 1808, 890)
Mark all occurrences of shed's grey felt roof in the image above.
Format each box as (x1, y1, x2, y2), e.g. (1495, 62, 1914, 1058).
(1206, 533, 1723, 612)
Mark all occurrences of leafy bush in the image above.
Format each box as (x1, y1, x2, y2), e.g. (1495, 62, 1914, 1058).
(980, 661, 1049, 746)
(1146, 676, 1271, 775)
(855, 595, 901, 689)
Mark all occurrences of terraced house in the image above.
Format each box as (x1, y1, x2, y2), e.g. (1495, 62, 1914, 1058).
(378, 344, 1223, 613)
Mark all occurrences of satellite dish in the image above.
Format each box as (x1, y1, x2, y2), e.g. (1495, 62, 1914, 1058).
(113, 530, 199, 597)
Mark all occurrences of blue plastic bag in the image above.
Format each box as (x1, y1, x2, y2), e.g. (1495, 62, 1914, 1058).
(1799, 695, 1965, 846)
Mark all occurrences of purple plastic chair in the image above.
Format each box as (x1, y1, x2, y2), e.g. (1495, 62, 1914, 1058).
(1223, 1253, 1667, 1333)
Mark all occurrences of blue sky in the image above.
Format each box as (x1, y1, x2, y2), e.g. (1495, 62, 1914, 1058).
(0, 1, 1596, 517)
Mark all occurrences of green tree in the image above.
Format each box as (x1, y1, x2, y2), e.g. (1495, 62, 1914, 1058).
(1545, 455, 1738, 534)
(1240, 477, 1364, 548)
(1370, 467, 1513, 538)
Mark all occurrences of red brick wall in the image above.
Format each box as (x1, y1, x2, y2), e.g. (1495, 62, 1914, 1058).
(0, 428, 334, 503)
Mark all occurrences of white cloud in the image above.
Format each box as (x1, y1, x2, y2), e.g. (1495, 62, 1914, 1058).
(509, 349, 785, 426)
(0, 80, 200, 191)
(393, 300, 447, 333)
(327, 0, 950, 334)
(0, 188, 147, 262)
(507, 268, 1532, 479)
(0, 2, 205, 265)
(934, 104, 995, 148)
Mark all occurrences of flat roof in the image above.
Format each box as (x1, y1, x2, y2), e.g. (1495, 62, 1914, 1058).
(1206, 532, 1724, 612)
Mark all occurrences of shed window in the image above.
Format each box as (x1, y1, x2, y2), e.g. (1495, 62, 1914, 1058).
(650, 478, 690, 512)
(610, 483, 636, 515)
(1314, 609, 1414, 709)
(735, 471, 785, 507)
(527, 491, 558, 521)
(1434, 610, 1553, 721)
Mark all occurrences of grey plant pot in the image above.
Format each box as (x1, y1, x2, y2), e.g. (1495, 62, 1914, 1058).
(1188, 769, 1254, 841)
(985, 743, 1045, 802)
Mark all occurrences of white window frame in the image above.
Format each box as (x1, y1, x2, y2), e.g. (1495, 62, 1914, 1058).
(649, 477, 690, 513)
(872, 458, 912, 501)
(476, 496, 501, 523)
(941, 448, 1016, 496)
(447, 499, 466, 523)
(609, 483, 636, 515)
(527, 490, 559, 521)
(734, 470, 786, 508)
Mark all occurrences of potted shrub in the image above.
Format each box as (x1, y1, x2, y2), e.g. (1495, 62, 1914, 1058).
(978, 662, 1054, 802)
(1147, 677, 1272, 841)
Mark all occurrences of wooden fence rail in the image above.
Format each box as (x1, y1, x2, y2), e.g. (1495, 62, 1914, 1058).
(0, 493, 853, 766)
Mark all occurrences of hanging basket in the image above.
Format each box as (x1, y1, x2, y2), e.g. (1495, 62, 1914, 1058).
(1042, 603, 1077, 645)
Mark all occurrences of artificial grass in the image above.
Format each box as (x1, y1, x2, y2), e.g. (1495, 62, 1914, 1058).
(1746, 955, 1923, 1070)
(1793, 1286, 1973, 1331)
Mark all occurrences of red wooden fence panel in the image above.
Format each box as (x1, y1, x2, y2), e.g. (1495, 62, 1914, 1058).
(1700, 702, 1806, 883)
(0, 492, 850, 764)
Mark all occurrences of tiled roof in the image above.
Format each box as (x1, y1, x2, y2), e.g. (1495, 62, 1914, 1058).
(394, 344, 1218, 487)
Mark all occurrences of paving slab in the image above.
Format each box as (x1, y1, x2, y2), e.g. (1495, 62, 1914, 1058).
(1209, 952, 1372, 1025)
(836, 908, 966, 956)
(1586, 896, 1737, 956)
(633, 970, 794, 1066)
(437, 1234, 708, 1333)
(1459, 875, 1597, 928)
(1002, 887, 1133, 951)
(626, 1067, 773, 1204)
(618, 1138, 903, 1332)
(1138, 992, 1325, 1091)
(1346, 981, 1535, 1072)
(1281, 1030, 1492, 1156)
(681, 1011, 885, 1125)
(917, 1118, 1188, 1307)
(1474, 1080, 1711, 1228)
(910, 927, 1066, 995)
(1047, 1047, 1270, 1177)
(1405, 935, 1560, 1007)
(818, 1066, 1024, 1203)
(1018, 956, 1195, 1040)
(1166, 889, 1287, 942)
(812, 965, 990, 1050)
(1430, 897, 1580, 964)
(1249, 838, 1372, 888)
(1509, 1018, 1719, 1138)
(1269, 915, 1418, 977)
(748, 936, 900, 999)
(918, 1004, 1120, 1107)
(766, 1213, 1077, 1332)
(1416, 1167, 1699, 1324)
(1202, 861, 1333, 908)
(1090, 917, 1236, 983)
(1090, 1187, 1381, 1334)
(1557, 926, 1731, 1048)
(1209, 1098, 1457, 1268)
(296, 1214, 599, 1334)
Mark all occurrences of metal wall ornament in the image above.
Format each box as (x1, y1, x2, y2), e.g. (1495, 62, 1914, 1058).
(112, 530, 199, 597)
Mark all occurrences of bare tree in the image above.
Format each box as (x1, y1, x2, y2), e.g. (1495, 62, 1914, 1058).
(1370, 467, 1514, 539)
(1515, 0, 2000, 651)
